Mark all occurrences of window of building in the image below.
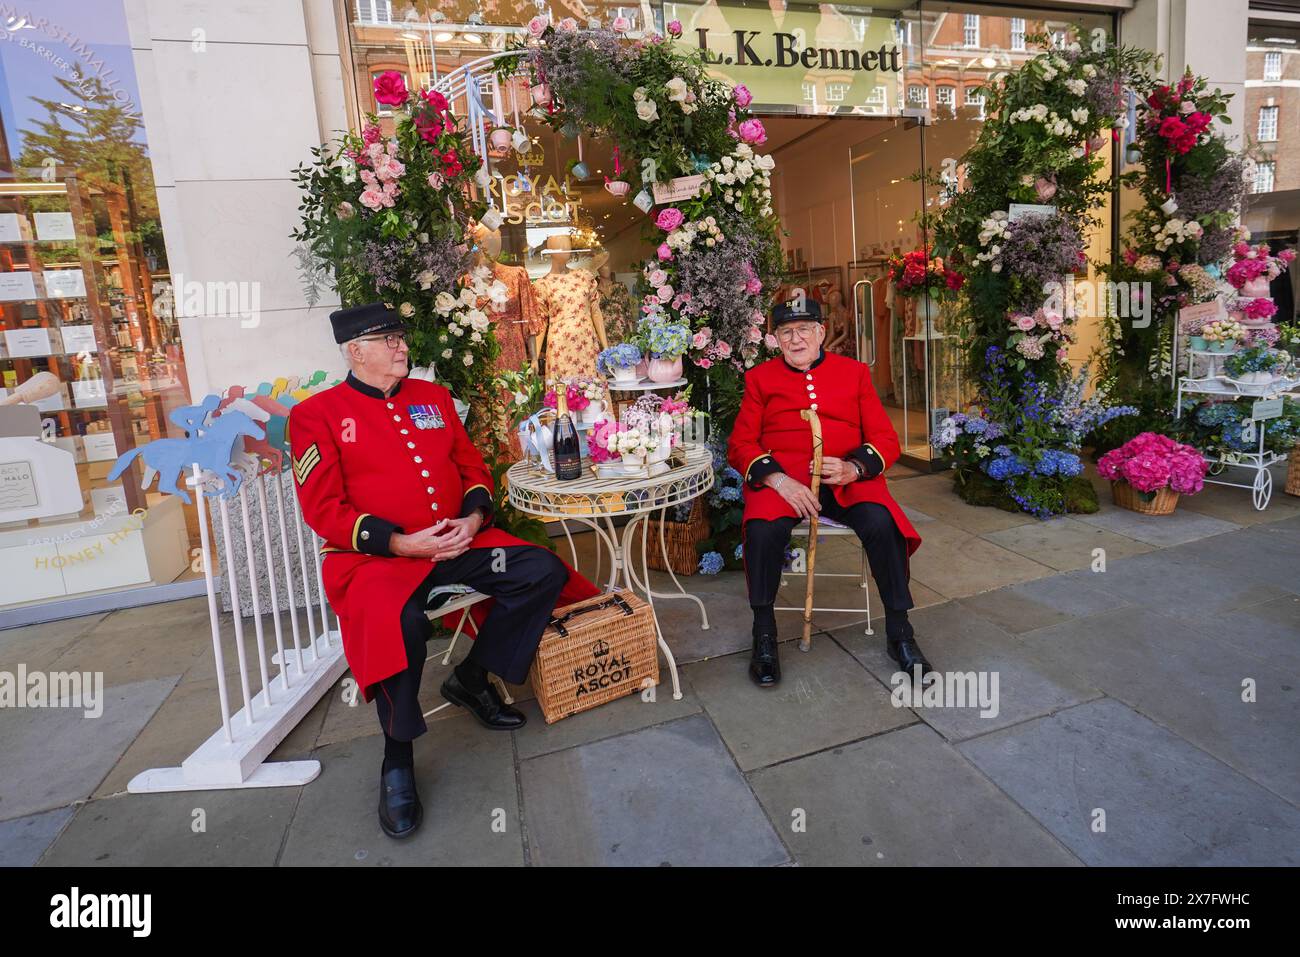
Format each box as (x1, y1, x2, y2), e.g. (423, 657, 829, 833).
(801, 81, 816, 102)
(964, 14, 980, 48)
(907, 84, 929, 106)
(1011, 18, 1026, 52)
(1264, 51, 1283, 81)
(1259, 105, 1279, 142)
(355, 0, 392, 24)
(864, 85, 888, 113)
(1254, 161, 1276, 193)
(826, 82, 849, 103)
(965, 86, 986, 118)
(936, 85, 956, 110)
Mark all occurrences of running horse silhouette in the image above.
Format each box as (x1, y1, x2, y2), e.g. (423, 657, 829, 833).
(108, 404, 265, 504)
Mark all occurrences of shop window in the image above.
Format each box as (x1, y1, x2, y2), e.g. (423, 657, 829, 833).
(1259, 105, 1279, 142)
(1011, 18, 1026, 52)
(1264, 51, 1283, 81)
(963, 14, 980, 48)
(1254, 161, 1276, 193)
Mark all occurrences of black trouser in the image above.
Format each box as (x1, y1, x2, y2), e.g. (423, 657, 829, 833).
(743, 485, 913, 633)
(373, 544, 569, 741)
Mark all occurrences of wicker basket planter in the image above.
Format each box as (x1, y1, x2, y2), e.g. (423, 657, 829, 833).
(645, 497, 710, 576)
(1287, 451, 1300, 498)
(1110, 480, 1179, 515)
(528, 591, 660, 724)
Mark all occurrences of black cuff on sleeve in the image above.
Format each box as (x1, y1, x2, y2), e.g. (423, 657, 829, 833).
(460, 486, 494, 523)
(847, 445, 885, 479)
(746, 455, 785, 490)
(356, 515, 402, 557)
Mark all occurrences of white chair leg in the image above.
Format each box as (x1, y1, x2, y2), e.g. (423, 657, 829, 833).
(491, 674, 515, 705)
(441, 607, 471, 665)
(862, 549, 874, 635)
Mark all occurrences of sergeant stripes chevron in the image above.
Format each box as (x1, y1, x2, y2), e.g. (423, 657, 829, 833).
(292, 443, 321, 485)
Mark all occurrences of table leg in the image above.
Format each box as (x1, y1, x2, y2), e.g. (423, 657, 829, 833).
(621, 514, 683, 700)
(623, 508, 710, 629)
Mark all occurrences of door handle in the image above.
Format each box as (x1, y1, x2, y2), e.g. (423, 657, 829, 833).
(853, 278, 876, 366)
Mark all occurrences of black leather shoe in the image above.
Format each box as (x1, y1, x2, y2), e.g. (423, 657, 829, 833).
(749, 631, 781, 687)
(378, 764, 422, 839)
(887, 635, 935, 682)
(440, 672, 527, 730)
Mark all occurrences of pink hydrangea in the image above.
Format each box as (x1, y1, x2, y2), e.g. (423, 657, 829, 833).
(1098, 432, 1206, 495)
(1243, 297, 1277, 320)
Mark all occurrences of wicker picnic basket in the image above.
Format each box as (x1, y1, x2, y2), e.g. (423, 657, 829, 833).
(645, 497, 711, 575)
(1286, 451, 1300, 497)
(528, 590, 660, 724)
(1110, 480, 1179, 515)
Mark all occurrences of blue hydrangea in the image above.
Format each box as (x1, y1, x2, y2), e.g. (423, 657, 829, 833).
(698, 551, 724, 575)
(734, 542, 744, 560)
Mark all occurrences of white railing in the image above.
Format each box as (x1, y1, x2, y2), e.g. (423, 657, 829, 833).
(127, 461, 347, 793)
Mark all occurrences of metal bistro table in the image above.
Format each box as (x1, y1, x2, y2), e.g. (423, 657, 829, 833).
(505, 443, 714, 699)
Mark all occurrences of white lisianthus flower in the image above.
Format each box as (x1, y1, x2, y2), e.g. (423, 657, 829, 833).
(1066, 78, 1087, 97)
(442, 348, 453, 359)
(1082, 64, 1097, 78)
(1071, 107, 1089, 124)
(459, 287, 476, 306)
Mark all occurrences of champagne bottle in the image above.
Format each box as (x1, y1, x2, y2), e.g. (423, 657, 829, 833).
(553, 386, 582, 481)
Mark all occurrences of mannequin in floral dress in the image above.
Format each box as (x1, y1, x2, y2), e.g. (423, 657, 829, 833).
(467, 222, 542, 459)
(533, 234, 608, 382)
(595, 255, 636, 344)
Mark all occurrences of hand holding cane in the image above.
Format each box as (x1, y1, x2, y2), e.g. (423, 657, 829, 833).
(799, 408, 823, 652)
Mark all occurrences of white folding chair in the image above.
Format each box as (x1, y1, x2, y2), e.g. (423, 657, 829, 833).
(422, 586, 515, 718)
(774, 516, 874, 635)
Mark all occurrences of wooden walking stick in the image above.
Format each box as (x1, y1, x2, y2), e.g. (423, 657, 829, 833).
(799, 408, 824, 652)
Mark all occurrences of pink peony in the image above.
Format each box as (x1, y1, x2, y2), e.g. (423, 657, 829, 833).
(667, 20, 683, 37)
(737, 118, 767, 144)
(657, 243, 674, 261)
(733, 85, 753, 108)
(1243, 297, 1277, 320)
(427, 171, 446, 189)
(372, 71, 408, 106)
(1015, 314, 1037, 331)
(655, 207, 685, 231)
(611, 15, 632, 33)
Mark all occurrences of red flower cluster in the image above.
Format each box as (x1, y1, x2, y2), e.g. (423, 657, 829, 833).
(1157, 112, 1212, 154)
(1144, 74, 1212, 155)
(887, 247, 964, 296)
(413, 88, 451, 146)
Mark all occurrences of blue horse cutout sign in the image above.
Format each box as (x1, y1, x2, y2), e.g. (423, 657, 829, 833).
(108, 397, 264, 504)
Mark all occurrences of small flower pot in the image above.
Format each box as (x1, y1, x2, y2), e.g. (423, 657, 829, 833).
(647, 357, 683, 383)
(621, 452, 647, 467)
(1189, 335, 1208, 351)
(634, 358, 649, 378)
(1208, 340, 1236, 354)
(611, 365, 640, 386)
(1111, 480, 1179, 515)
(580, 400, 605, 424)
(1241, 276, 1271, 298)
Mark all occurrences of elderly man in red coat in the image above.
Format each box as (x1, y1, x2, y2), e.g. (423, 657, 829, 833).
(727, 293, 932, 687)
(290, 303, 598, 839)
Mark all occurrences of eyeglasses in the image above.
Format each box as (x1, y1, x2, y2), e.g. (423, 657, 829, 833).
(355, 333, 408, 350)
(776, 323, 819, 342)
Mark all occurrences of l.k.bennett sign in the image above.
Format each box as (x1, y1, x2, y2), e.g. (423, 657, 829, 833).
(692, 27, 903, 73)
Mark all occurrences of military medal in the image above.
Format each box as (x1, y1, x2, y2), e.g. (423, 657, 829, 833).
(408, 404, 445, 430)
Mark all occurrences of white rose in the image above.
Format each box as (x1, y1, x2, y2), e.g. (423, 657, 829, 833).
(635, 98, 659, 122)
(463, 354, 473, 366)
(399, 302, 414, 318)
(435, 291, 457, 313)
(665, 76, 689, 104)
(417, 270, 435, 290)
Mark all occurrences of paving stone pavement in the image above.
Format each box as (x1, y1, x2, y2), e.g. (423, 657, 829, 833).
(3, 486, 1297, 866)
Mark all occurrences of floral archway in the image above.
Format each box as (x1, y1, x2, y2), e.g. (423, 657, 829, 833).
(294, 16, 785, 563)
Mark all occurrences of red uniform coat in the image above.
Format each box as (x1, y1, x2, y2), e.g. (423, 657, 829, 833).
(726, 350, 921, 555)
(289, 373, 598, 701)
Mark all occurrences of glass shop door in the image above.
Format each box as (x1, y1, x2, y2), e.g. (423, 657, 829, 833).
(847, 117, 953, 469)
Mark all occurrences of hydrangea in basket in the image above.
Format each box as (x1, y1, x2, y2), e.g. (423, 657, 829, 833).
(1097, 432, 1208, 515)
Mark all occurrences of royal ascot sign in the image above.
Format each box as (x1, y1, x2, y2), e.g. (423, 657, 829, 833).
(668, 2, 906, 113)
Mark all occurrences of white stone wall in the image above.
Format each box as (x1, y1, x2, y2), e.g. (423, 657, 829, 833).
(124, 0, 351, 400)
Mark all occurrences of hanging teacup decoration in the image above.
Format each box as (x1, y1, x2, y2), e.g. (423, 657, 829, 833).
(1160, 195, 1179, 216)
(632, 189, 654, 213)
(508, 80, 531, 154)
(480, 206, 504, 231)
(570, 136, 589, 179)
(604, 144, 631, 197)
(489, 127, 514, 152)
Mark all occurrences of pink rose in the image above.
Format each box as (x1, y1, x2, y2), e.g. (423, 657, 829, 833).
(667, 20, 683, 38)
(372, 71, 408, 106)
(745, 276, 763, 294)
(527, 15, 548, 37)
(427, 171, 446, 189)
(747, 325, 763, 343)
(716, 341, 732, 358)
(611, 15, 631, 33)
(696, 357, 713, 369)
(655, 207, 685, 231)
(733, 85, 753, 108)
(692, 330, 712, 349)
(648, 269, 668, 287)
(558, 17, 578, 32)
(359, 188, 387, 211)
(657, 284, 675, 301)
(1015, 314, 1037, 331)
(657, 243, 674, 261)
(764, 333, 779, 350)
(737, 118, 767, 144)
(335, 201, 355, 220)
(1044, 311, 1063, 329)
